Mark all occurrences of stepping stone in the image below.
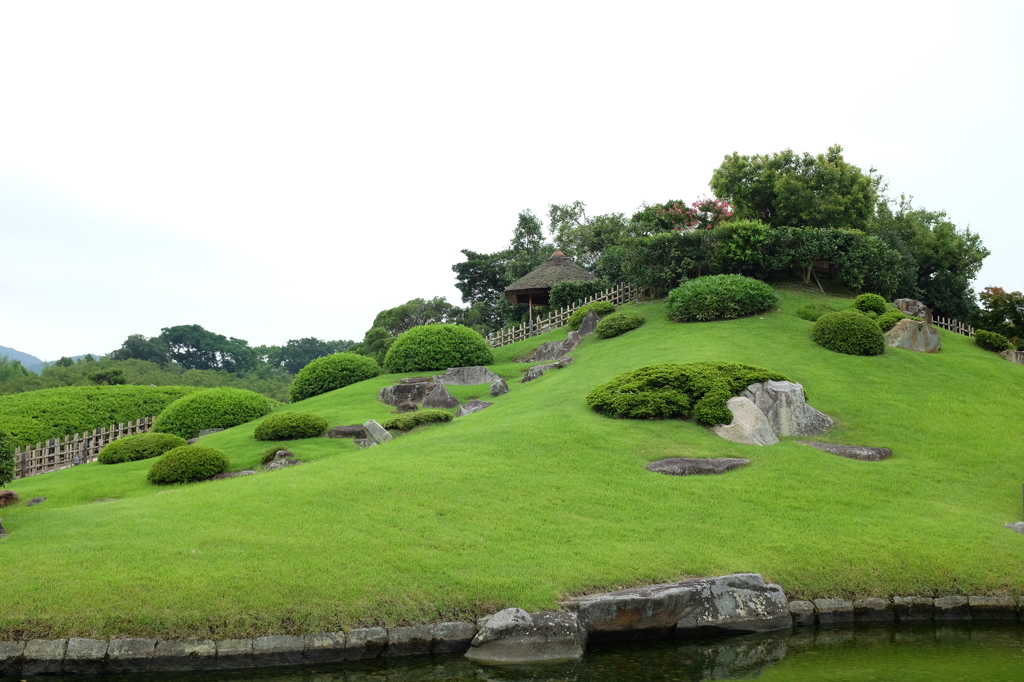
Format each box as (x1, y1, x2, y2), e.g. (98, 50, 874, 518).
(646, 457, 750, 476)
(797, 441, 892, 461)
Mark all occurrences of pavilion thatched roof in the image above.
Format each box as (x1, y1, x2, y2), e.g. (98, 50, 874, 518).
(504, 251, 596, 305)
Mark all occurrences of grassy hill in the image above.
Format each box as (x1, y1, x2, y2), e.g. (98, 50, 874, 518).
(2, 286, 1023, 640)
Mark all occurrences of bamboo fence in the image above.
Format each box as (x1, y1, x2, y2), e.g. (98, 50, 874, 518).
(12, 417, 155, 480)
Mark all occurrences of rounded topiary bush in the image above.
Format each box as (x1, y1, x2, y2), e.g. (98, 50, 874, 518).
(147, 445, 230, 485)
(383, 409, 454, 432)
(877, 310, 906, 332)
(152, 388, 274, 440)
(289, 352, 382, 402)
(595, 311, 645, 339)
(667, 274, 779, 322)
(383, 324, 494, 374)
(98, 432, 187, 464)
(853, 293, 888, 315)
(254, 412, 328, 441)
(566, 301, 616, 330)
(812, 310, 885, 356)
(975, 329, 1012, 352)
(586, 361, 791, 425)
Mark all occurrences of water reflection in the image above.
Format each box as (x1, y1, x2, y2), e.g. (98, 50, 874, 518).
(47, 623, 1024, 682)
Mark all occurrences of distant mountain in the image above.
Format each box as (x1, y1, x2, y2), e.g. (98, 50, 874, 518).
(0, 346, 100, 374)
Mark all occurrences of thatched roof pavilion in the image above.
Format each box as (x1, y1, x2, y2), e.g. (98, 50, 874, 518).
(504, 251, 596, 307)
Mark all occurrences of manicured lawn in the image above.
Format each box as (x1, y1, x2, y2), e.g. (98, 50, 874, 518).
(2, 287, 1023, 639)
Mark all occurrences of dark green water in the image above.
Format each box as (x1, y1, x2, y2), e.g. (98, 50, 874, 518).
(36, 624, 1024, 681)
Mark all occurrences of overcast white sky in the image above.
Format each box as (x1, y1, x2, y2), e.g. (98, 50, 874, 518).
(1, 0, 1021, 361)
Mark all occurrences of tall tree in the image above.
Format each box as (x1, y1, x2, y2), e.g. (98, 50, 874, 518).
(159, 325, 256, 373)
(109, 334, 170, 365)
(710, 145, 880, 230)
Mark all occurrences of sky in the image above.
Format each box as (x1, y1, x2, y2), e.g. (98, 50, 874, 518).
(1, 0, 1022, 361)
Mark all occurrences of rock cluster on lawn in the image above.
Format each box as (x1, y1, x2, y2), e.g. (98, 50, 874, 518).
(456, 400, 492, 417)
(577, 309, 601, 336)
(519, 331, 581, 363)
(521, 357, 572, 383)
(885, 319, 941, 353)
(796, 441, 892, 461)
(465, 608, 586, 665)
(213, 470, 257, 479)
(421, 384, 459, 409)
(712, 381, 833, 446)
(646, 457, 750, 476)
(433, 366, 501, 385)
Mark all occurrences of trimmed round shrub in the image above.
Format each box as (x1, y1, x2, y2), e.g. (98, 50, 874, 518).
(566, 301, 616, 330)
(975, 329, 1012, 352)
(586, 361, 791, 425)
(152, 388, 274, 440)
(877, 310, 906, 332)
(812, 310, 885, 356)
(595, 311, 645, 339)
(382, 409, 454, 432)
(383, 324, 494, 374)
(0, 429, 14, 487)
(98, 432, 187, 464)
(667, 275, 779, 322)
(289, 352, 382, 402)
(147, 445, 230, 485)
(853, 293, 888, 315)
(254, 412, 328, 441)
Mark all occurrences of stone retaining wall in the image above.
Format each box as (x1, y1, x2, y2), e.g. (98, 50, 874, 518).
(2, 594, 1022, 675)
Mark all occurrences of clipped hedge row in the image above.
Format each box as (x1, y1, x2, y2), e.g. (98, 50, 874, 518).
(586, 361, 791, 425)
(147, 445, 230, 485)
(254, 412, 328, 441)
(152, 388, 275, 440)
(667, 274, 779, 322)
(975, 329, 1013, 352)
(289, 352, 382, 402)
(382, 409, 454, 432)
(0, 385, 199, 448)
(595, 311, 645, 339)
(98, 432, 187, 464)
(383, 324, 493, 374)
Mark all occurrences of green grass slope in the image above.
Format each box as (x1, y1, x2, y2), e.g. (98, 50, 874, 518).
(2, 287, 1023, 639)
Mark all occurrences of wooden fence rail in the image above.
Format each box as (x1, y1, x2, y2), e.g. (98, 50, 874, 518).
(932, 315, 975, 337)
(487, 282, 637, 348)
(13, 417, 155, 480)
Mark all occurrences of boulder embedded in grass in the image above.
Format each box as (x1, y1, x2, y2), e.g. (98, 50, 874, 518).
(456, 400, 492, 417)
(465, 608, 586, 665)
(710, 397, 779, 446)
(378, 383, 436, 407)
(490, 378, 509, 396)
(646, 458, 750, 476)
(422, 384, 459, 409)
(433, 366, 501, 385)
(884, 319, 941, 353)
(740, 381, 833, 437)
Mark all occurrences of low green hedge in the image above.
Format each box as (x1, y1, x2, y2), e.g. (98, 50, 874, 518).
(254, 412, 328, 441)
(147, 445, 230, 485)
(595, 311, 645, 339)
(0, 385, 198, 448)
(567, 301, 616, 331)
(152, 388, 275, 440)
(98, 432, 187, 464)
(975, 329, 1012, 352)
(853, 293, 888, 315)
(812, 310, 885, 356)
(667, 275, 778, 322)
(383, 324, 494, 373)
(586, 361, 791, 425)
(289, 353, 382, 402)
(382, 409, 454, 432)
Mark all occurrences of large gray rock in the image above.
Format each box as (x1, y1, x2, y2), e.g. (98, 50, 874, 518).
(797, 441, 892, 461)
(646, 457, 749, 476)
(521, 363, 557, 383)
(456, 400, 493, 417)
(1004, 522, 1024, 534)
(521, 331, 581, 363)
(490, 378, 509, 397)
(422, 383, 460, 409)
(711, 397, 779, 446)
(885, 319, 941, 353)
(434, 366, 501, 385)
(894, 298, 931, 321)
(378, 382, 436, 406)
(1001, 350, 1024, 365)
(741, 381, 833, 437)
(465, 608, 586, 665)
(562, 573, 790, 641)
(577, 309, 601, 336)
(362, 420, 393, 445)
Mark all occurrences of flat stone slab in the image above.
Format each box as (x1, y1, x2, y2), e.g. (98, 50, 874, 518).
(466, 609, 586, 665)
(302, 632, 346, 663)
(853, 597, 893, 621)
(433, 622, 476, 654)
(253, 635, 303, 666)
(213, 470, 256, 479)
(562, 573, 790, 641)
(788, 600, 815, 625)
(327, 425, 366, 438)
(456, 400, 493, 417)
(0, 641, 25, 675)
(107, 638, 157, 673)
(797, 441, 892, 461)
(22, 639, 67, 675)
(813, 598, 854, 624)
(151, 639, 217, 671)
(64, 637, 108, 674)
(343, 627, 386, 660)
(969, 595, 1018, 620)
(214, 638, 253, 669)
(934, 595, 970, 620)
(1005, 522, 1024, 534)
(387, 625, 433, 657)
(646, 457, 750, 476)
(893, 596, 935, 621)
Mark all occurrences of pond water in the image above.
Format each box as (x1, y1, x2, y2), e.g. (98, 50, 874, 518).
(39, 623, 1024, 682)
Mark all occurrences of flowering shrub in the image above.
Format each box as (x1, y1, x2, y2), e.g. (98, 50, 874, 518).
(656, 197, 735, 231)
